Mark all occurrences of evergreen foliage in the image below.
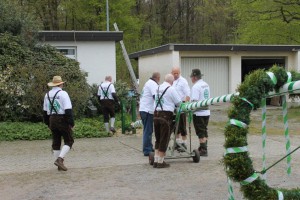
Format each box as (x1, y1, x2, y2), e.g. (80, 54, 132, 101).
(224, 65, 300, 199)
(0, 33, 90, 122)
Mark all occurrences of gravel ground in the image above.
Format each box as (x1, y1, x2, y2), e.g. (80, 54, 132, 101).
(0, 104, 300, 200)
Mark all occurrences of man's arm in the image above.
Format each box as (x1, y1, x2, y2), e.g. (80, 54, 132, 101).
(65, 109, 75, 127)
(43, 111, 49, 126)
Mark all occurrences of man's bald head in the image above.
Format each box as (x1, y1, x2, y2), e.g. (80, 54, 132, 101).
(171, 67, 180, 80)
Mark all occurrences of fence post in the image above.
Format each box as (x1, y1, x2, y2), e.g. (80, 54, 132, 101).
(131, 97, 137, 134)
(121, 99, 126, 134)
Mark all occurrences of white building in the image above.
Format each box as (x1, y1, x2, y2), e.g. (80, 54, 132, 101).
(39, 31, 123, 85)
(129, 44, 300, 97)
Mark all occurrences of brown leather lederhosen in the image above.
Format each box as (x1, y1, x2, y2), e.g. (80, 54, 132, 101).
(153, 86, 173, 152)
(47, 91, 74, 150)
(99, 83, 115, 123)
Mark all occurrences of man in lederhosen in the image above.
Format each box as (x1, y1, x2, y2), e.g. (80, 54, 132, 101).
(171, 66, 190, 151)
(97, 76, 119, 135)
(153, 74, 181, 168)
(43, 76, 74, 171)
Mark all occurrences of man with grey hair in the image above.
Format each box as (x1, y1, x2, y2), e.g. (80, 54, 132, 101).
(97, 76, 119, 136)
(139, 72, 160, 156)
(171, 66, 190, 150)
(190, 69, 210, 156)
(153, 74, 181, 168)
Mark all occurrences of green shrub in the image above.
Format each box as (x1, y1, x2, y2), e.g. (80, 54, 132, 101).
(0, 33, 90, 122)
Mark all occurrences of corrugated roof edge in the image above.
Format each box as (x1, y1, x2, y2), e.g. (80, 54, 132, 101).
(38, 31, 123, 42)
(129, 43, 300, 59)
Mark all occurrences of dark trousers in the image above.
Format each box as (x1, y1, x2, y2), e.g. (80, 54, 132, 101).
(178, 112, 187, 136)
(49, 115, 74, 150)
(193, 115, 210, 139)
(100, 99, 115, 123)
(154, 111, 173, 152)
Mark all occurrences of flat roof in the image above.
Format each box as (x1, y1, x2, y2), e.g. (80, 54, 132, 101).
(39, 31, 123, 42)
(129, 43, 300, 59)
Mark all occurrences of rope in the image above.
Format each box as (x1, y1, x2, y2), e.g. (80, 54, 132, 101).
(256, 144, 300, 175)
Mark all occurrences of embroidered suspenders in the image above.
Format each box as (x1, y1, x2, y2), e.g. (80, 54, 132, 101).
(47, 90, 61, 115)
(154, 86, 170, 111)
(100, 83, 112, 99)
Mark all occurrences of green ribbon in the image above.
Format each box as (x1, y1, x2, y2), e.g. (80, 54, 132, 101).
(282, 95, 291, 176)
(286, 72, 292, 83)
(229, 119, 248, 128)
(277, 190, 284, 200)
(266, 72, 277, 85)
(225, 146, 248, 155)
(240, 97, 254, 110)
(261, 98, 267, 180)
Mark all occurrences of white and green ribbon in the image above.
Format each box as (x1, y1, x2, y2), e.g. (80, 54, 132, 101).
(240, 173, 259, 185)
(277, 190, 284, 200)
(240, 97, 254, 110)
(230, 119, 248, 129)
(286, 72, 292, 83)
(225, 146, 248, 155)
(131, 120, 143, 128)
(227, 176, 235, 200)
(261, 98, 267, 180)
(266, 72, 277, 85)
(281, 95, 291, 176)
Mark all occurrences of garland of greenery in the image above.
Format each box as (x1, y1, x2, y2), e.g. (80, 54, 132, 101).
(224, 65, 300, 200)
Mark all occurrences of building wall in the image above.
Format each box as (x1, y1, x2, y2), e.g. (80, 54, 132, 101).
(138, 51, 179, 91)
(180, 51, 296, 94)
(43, 41, 116, 85)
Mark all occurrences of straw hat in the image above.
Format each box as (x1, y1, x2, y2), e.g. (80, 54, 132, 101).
(47, 76, 65, 87)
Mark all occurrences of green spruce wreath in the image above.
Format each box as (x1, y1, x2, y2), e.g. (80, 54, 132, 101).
(224, 65, 300, 199)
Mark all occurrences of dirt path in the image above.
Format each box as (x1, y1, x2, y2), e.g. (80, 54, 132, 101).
(0, 106, 299, 200)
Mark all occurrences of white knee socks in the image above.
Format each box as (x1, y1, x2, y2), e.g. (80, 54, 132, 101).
(104, 123, 109, 132)
(59, 145, 70, 158)
(110, 118, 115, 128)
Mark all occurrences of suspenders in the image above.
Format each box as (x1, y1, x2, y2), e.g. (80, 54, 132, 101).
(100, 83, 111, 99)
(47, 90, 60, 115)
(155, 86, 170, 111)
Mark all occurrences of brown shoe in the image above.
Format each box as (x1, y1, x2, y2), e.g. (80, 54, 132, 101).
(110, 127, 116, 133)
(157, 161, 170, 168)
(153, 162, 158, 168)
(54, 157, 68, 171)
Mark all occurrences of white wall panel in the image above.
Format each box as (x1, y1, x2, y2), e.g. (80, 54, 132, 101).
(181, 57, 229, 97)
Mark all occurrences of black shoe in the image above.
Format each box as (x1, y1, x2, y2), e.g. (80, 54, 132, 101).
(157, 161, 170, 168)
(153, 162, 158, 168)
(198, 147, 208, 157)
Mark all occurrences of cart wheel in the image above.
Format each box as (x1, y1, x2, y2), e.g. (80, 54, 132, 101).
(192, 149, 200, 163)
(149, 152, 155, 165)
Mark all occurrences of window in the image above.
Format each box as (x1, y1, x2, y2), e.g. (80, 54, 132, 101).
(56, 47, 77, 60)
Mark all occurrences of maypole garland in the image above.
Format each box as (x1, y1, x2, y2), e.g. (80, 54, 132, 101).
(224, 66, 300, 200)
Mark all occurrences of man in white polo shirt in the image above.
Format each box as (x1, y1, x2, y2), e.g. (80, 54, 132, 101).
(171, 66, 190, 150)
(190, 69, 210, 156)
(139, 72, 160, 156)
